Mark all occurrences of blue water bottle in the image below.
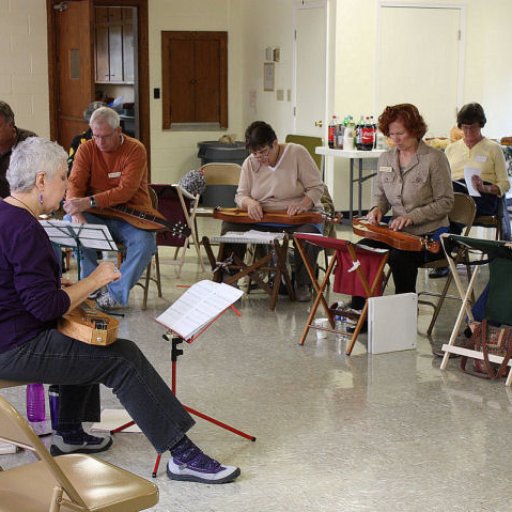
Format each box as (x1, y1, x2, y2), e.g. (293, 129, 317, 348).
(26, 383, 46, 422)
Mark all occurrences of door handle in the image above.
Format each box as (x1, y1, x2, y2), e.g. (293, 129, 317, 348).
(314, 120, 323, 128)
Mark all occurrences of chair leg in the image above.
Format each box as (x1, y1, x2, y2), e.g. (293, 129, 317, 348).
(142, 261, 151, 310)
(154, 250, 162, 297)
(426, 274, 453, 336)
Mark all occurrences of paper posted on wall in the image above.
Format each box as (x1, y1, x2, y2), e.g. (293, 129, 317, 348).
(156, 280, 243, 341)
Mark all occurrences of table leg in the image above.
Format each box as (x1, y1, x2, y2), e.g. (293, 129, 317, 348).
(349, 159, 354, 221)
(358, 158, 363, 217)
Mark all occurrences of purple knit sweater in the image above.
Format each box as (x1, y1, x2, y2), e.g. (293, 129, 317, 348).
(0, 201, 70, 353)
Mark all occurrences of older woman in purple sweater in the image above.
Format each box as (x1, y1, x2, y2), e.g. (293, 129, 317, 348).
(0, 137, 240, 484)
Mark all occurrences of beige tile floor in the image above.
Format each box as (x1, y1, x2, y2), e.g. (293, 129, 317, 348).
(1, 221, 511, 512)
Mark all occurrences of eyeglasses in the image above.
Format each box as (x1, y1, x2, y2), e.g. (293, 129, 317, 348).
(92, 131, 117, 142)
(460, 123, 481, 132)
(251, 146, 272, 159)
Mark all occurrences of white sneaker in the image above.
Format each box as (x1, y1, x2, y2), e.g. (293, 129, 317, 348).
(167, 438, 240, 484)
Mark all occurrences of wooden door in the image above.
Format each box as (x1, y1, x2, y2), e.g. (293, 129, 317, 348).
(48, 0, 95, 150)
(48, 0, 150, 172)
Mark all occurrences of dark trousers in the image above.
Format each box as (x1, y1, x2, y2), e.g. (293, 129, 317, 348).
(0, 330, 195, 453)
(220, 221, 322, 286)
(352, 238, 445, 309)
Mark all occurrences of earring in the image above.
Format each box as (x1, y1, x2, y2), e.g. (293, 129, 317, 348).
(39, 193, 43, 205)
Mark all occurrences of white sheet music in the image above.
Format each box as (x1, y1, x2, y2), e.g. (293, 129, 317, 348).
(156, 280, 243, 340)
(40, 220, 118, 250)
(211, 230, 285, 245)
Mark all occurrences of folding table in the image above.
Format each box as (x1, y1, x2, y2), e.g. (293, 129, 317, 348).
(294, 233, 389, 355)
(440, 235, 512, 385)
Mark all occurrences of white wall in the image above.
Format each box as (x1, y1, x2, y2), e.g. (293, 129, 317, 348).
(0, 0, 49, 137)
(3, 0, 512, 195)
(148, 0, 246, 183)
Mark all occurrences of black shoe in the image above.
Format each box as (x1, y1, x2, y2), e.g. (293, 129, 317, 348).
(294, 284, 311, 302)
(429, 267, 449, 279)
(347, 322, 367, 334)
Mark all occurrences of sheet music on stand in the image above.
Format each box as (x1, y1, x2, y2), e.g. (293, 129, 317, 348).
(156, 280, 243, 342)
(210, 230, 285, 245)
(40, 219, 118, 251)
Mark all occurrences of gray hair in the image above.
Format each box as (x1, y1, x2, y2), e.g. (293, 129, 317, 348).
(0, 101, 15, 125)
(83, 101, 106, 122)
(7, 137, 67, 193)
(89, 106, 120, 130)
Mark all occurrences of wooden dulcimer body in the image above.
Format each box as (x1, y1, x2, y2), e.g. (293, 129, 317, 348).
(213, 207, 324, 225)
(58, 300, 119, 346)
(352, 217, 441, 254)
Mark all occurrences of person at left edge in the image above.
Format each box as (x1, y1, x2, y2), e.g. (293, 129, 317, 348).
(64, 106, 157, 310)
(0, 137, 241, 484)
(0, 100, 36, 198)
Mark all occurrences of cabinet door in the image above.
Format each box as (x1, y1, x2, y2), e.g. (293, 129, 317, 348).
(168, 38, 195, 123)
(123, 21, 134, 83)
(108, 23, 123, 82)
(195, 39, 221, 123)
(95, 24, 110, 82)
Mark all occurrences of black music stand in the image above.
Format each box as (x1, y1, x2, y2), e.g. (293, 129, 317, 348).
(40, 219, 118, 278)
(111, 280, 256, 477)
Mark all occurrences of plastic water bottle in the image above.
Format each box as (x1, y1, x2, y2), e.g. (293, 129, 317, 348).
(48, 385, 60, 431)
(26, 383, 46, 422)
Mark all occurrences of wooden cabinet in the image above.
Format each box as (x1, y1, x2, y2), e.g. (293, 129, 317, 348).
(161, 31, 228, 129)
(94, 7, 134, 84)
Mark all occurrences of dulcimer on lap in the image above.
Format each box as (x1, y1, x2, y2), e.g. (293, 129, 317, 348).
(213, 207, 333, 225)
(352, 217, 441, 254)
(58, 300, 119, 346)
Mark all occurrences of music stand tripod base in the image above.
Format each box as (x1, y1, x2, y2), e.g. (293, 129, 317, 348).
(111, 335, 256, 478)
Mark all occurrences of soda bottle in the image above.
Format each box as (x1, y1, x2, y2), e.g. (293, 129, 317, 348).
(26, 383, 46, 422)
(361, 116, 373, 150)
(355, 115, 364, 150)
(328, 115, 337, 149)
(370, 115, 378, 149)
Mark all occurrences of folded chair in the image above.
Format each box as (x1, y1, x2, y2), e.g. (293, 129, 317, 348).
(0, 394, 159, 512)
(440, 235, 512, 385)
(418, 192, 477, 335)
(294, 234, 389, 355)
(149, 184, 202, 279)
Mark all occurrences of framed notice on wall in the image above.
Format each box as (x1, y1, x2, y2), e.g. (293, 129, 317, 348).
(263, 62, 275, 91)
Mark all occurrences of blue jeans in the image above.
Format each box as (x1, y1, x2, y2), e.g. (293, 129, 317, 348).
(0, 330, 195, 453)
(80, 214, 156, 305)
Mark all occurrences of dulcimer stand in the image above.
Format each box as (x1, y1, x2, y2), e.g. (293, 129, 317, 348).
(294, 233, 389, 355)
(111, 331, 256, 477)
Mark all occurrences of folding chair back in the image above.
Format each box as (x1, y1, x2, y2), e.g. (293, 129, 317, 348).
(200, 163, 241, 208)
(285, 134, 323, 171)
(0, 395, 159, 511)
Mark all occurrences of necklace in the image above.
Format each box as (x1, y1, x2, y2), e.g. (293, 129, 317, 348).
(8, 195, 37, 217)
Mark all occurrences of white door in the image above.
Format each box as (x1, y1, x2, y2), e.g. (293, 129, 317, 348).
(293, 1, 327, 137)
(377, 5, 463, 137)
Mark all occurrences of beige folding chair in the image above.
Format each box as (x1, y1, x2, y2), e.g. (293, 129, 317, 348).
(0, 394, 159, 512)
(196, 162, 241, 216)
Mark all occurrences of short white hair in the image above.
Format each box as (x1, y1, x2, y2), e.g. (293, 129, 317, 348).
(89, 106, 120, 130)
(7, 137, 67, 193)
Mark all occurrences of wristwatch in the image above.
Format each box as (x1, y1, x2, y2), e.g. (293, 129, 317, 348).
(89, 196, 97, 208)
